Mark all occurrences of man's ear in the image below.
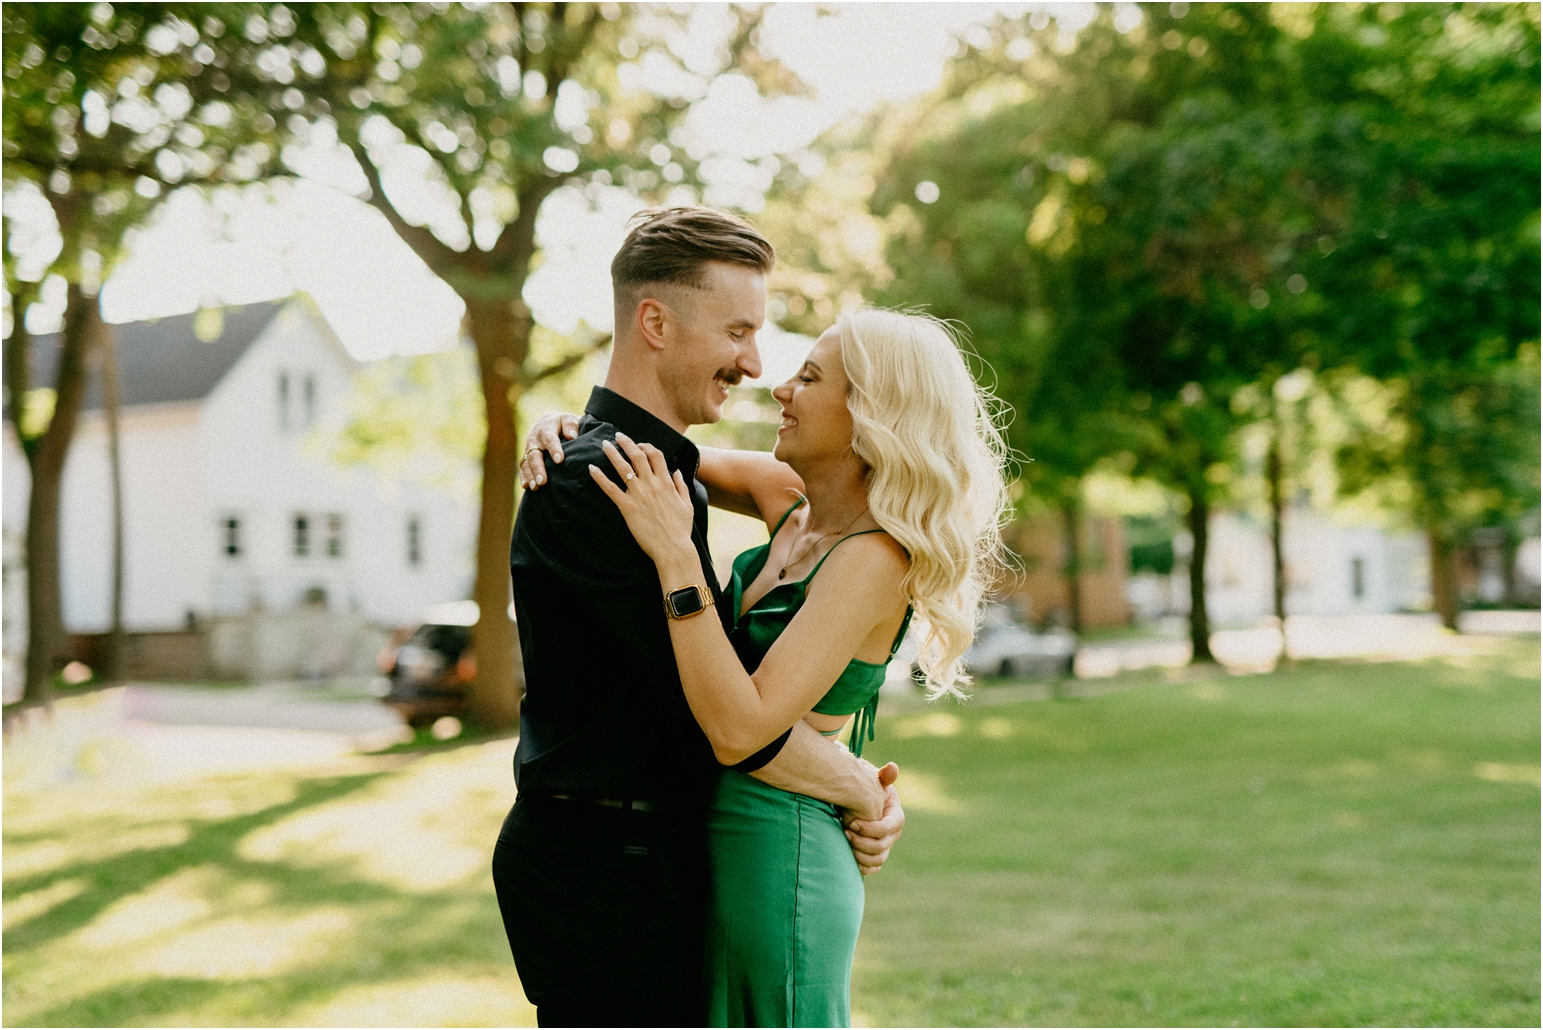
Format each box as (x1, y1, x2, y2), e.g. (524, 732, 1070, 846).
(637, 297, 669, 351)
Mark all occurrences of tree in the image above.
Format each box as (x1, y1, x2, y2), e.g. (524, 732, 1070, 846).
(3, 3, 277, 707)
(862, 4, 1324, 657)
(1303, 3, 1541, 628)
(857, 2, 1538, 655)
(206, 2, 801, 728)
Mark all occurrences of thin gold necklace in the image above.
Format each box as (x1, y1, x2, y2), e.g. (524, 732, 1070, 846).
(778, 505, 869, 580)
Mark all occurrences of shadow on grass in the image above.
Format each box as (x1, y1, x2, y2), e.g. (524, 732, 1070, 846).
(4, 772, 394, 952)
(6, 759, 520, 1028)
(27, 978, 233, 1029)
(366, 723, 516, 757)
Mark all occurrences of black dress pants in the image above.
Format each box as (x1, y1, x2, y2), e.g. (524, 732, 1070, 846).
(492, 793, 709, 1028)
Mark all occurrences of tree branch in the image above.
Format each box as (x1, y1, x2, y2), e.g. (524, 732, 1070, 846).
(510, 2, 530, 77)
(547, 5, 604, 88)
(346, 139, 459, 278)
(487, 175, 563, 273)
(521, 332, 611, 386)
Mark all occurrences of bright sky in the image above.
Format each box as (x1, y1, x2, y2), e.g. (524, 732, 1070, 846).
(17, 2, 1103, 388)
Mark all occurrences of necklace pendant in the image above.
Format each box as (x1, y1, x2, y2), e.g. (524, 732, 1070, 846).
(778, 567, 787, 580)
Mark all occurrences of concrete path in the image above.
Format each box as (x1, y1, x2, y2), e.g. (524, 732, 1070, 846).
(4, 681, 413, 791)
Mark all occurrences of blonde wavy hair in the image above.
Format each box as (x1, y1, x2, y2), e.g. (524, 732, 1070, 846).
(837, 308, 1011, 699)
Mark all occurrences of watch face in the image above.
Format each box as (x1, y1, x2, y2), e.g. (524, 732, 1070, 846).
(668, 586, 705, 617)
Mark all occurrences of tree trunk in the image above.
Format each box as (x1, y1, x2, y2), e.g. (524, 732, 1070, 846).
(1060, 499, 1083, 634)
(101, 322, 126, 681)
(1500, 529, 1520, 607)
(462, 295, 530, 730)
(1266, 421, 1288, 658)
(1186, 485, 1216, 663)
(1428, 526, 1460, 631)
(21, 284, 102, 706)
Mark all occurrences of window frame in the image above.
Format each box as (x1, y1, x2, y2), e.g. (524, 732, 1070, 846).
(293, 513, 311, 559)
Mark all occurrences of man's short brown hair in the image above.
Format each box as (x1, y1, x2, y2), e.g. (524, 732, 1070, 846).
(611, 207, 775, 304)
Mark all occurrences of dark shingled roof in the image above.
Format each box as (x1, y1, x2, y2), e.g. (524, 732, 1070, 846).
(27, 300, 287, 409)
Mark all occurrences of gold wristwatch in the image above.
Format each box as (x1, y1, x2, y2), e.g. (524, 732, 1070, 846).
(663, 584, 715, 620)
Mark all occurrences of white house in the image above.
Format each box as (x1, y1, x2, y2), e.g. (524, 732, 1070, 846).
(1126, 506, 1431, 627)
(3, 296, 477, 684)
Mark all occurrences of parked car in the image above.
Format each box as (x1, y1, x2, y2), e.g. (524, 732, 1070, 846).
(379, 601, 478, 727)
(965, 605, 1077, 680)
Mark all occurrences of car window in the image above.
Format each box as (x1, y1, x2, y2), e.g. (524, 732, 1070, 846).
(409, 624, 471, 656)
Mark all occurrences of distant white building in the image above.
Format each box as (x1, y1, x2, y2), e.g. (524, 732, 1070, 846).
(3, 296, 476, 684)
(1127, 507, 1431, 627)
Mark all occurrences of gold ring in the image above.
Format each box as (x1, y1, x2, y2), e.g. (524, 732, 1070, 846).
(624, 471, 638, 482)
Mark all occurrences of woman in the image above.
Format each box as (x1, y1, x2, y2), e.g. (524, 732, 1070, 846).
(523, 308, 1009, 1027)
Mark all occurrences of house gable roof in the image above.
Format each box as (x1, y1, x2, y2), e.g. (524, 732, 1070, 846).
(28, 300, 289, 410)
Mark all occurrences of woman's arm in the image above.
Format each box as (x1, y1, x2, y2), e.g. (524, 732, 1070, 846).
(697, 447, 804, 524)
(519, 412, 803, 525)
(590, 434, 909, 765)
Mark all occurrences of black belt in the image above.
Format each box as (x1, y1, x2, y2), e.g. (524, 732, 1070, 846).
(547, 793, 657, 813)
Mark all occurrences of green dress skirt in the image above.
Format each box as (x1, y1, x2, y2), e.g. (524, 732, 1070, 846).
(707, 501, 912, 1027)
(706, 771, 864, 1027)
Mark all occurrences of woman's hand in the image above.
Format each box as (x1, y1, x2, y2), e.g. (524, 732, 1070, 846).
(520, 411, 581, 490)
(589, 432, 698, 568)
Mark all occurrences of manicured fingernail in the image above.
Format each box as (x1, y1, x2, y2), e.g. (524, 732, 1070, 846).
(553, 452, 563, 463)
(616, 432, 631, 443)
(537, 475, 544, 484)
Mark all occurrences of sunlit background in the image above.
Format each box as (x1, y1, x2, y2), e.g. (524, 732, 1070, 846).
(3, 3, 1538, 1027)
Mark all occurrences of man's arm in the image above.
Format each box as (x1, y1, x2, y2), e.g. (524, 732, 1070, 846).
(750, 722, 906, 875)
(750, 721, 884, 818)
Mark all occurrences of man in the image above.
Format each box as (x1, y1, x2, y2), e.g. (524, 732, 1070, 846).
(492, 207, 904, 1027)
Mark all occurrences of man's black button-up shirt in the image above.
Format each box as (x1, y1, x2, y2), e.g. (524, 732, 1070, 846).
(509, 386, 727, 804)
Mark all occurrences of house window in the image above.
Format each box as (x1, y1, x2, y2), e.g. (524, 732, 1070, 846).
(1350, 556, 1366, 600)
(302, 373, 316, 428)
(293, 514, 310, 558)
(407, 515, 422, 567)
(222, 517, 241, 558)
(278, 371, 291, 432)
(326, 513, 344, 558)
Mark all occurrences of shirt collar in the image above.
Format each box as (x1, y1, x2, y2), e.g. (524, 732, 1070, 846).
(584, 386, 699, 472)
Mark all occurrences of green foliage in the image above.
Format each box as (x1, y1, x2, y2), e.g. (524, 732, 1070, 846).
(848, 2, 1537, 623)
(3, 0, 285, 447)
(1127, 516, 1177, 576)
(329, 345, 484, 488)
(2, 2, 284, 274)
(1338, 354, 1542, 538)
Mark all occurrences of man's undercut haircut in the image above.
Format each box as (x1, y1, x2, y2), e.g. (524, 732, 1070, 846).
(611, 207, 775, 307)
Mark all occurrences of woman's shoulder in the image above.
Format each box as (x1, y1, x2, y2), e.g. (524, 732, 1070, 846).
(820, 528, 910, 585)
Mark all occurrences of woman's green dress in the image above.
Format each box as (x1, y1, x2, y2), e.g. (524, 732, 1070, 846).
(707, 501, 911, 1028)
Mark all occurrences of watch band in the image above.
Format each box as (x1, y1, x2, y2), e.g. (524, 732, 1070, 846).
(663, 584, 715, 620)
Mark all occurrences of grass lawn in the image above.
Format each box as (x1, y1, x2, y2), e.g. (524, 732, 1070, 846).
(3, 638, 1537, 1027)
(854, 637, 1540, 1027)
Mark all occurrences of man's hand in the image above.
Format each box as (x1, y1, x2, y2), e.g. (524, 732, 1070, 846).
(520, 411, 581, 489)
(843, 762, 904, 876)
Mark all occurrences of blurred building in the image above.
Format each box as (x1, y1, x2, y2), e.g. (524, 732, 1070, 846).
(2, 296, 476, 682)
(1125, 507, 1448, 628)
(1000, 514, 1130, 629)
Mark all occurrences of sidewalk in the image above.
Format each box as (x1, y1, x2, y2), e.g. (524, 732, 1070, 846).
(1074, 610, 1540, 678)
(4, 681, 411, 791)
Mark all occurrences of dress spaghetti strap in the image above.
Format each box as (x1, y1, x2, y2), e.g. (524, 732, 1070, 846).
(767, 498, 805, 541)
(805, 527, 888, 582)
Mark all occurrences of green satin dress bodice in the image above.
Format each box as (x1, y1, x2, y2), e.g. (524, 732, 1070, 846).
(726, 500, 913, 757)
